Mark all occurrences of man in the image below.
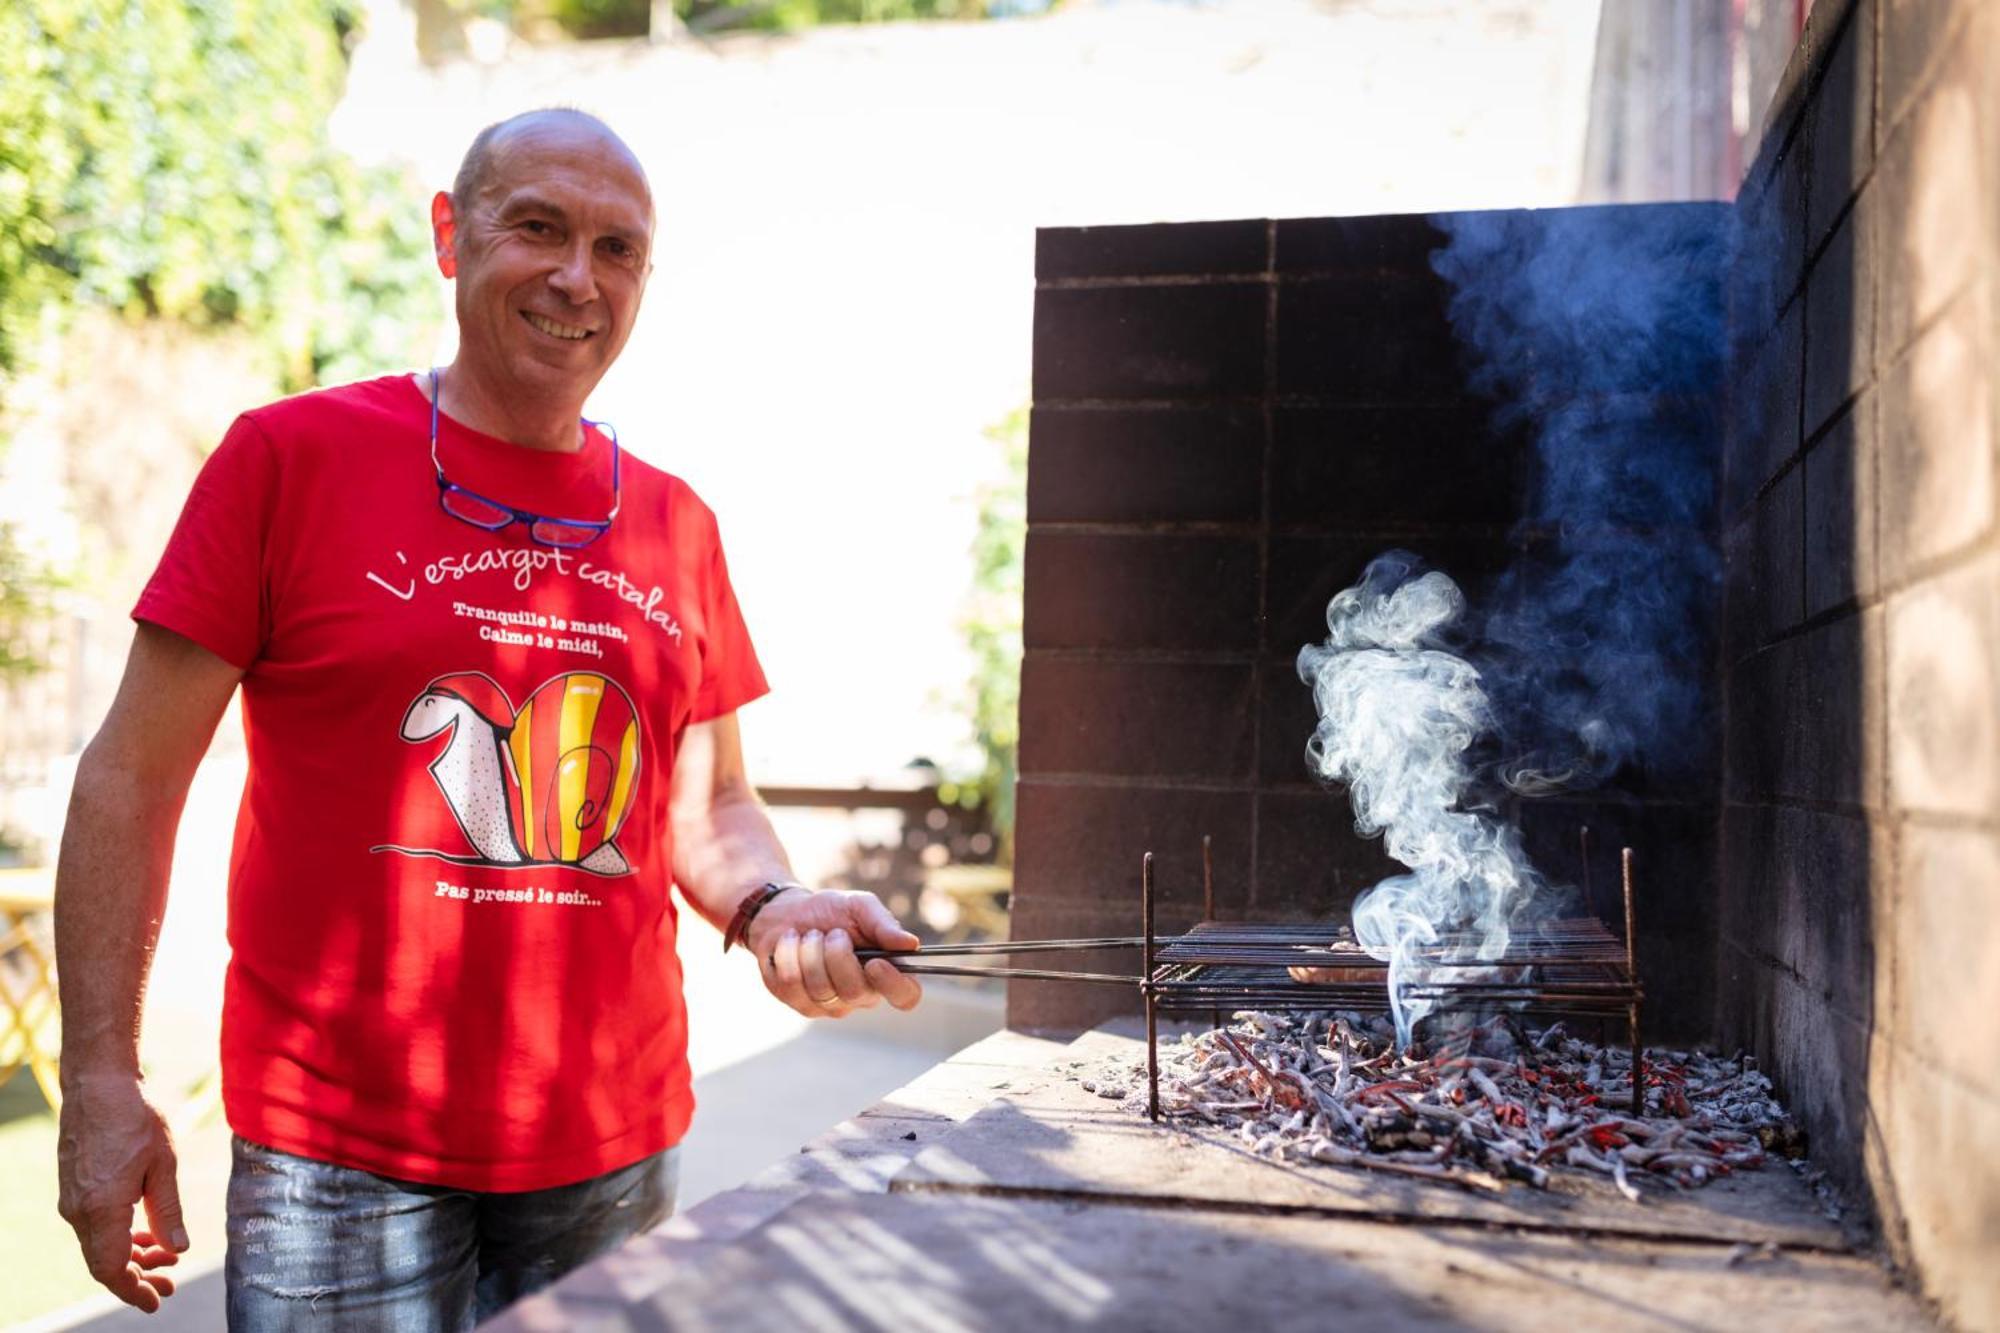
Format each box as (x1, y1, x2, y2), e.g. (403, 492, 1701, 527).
(54, 108, 923, 1327)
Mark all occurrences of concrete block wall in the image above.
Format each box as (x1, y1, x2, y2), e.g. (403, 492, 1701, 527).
(1014, 210, 1726, 1043)
(1717, 1, 2000, 1324)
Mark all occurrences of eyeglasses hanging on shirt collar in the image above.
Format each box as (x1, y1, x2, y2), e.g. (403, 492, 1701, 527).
(428, 366, 621, 549)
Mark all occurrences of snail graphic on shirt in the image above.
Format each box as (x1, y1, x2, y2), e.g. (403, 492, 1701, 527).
(381, 669, 641, 876)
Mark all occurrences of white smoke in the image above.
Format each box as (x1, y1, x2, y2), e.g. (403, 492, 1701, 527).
(1297, 551, 1543, 1047)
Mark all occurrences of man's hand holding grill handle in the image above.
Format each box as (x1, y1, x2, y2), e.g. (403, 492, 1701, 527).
(746, 888, 923, 1018)
(669, 711, 923, 1018)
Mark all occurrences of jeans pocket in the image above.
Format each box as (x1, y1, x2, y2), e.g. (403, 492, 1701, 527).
(231, 1136, 354, 1213)
(227, 1139, 470, 1312)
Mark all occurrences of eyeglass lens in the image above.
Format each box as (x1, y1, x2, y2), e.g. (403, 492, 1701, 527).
(440, 487, 518, 530)
(528, 519, 610, 548)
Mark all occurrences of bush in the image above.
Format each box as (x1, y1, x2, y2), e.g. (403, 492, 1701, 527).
(0, 0, 435, 677)
(960, 405, 1025, 862)
(549, 0, 650, 39)
(0, 0, 435, 393)
(676, 0, 1006, 33)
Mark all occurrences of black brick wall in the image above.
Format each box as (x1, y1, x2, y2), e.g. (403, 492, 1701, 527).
(1014, 208, 1727, 1039)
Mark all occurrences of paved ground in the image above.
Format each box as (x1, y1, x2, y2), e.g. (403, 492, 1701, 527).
(502, 1192, 1926, 1332)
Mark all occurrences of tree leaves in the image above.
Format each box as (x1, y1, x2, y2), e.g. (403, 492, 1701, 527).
(0, 0, 436, 682)
(0, 0, 434, 394)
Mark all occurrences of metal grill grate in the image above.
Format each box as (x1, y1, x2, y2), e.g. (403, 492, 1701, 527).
(1136, 835, 1646, 1115)
(1149, 920, 1637, 1013)
(858, 828, 1648, 1114)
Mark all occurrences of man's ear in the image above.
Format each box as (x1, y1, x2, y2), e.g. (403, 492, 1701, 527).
(431, 191, 458, 278)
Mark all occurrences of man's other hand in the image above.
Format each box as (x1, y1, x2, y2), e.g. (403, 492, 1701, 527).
(747, 889, 923, 1018)
(56, 1077, 187, 1312)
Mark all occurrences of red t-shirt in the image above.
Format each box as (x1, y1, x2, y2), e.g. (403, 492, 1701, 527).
(133, 374, 768, 1191)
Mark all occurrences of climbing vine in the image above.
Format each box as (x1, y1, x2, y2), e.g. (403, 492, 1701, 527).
(0, 0, 435, 680)
(0, 0, 433, 392)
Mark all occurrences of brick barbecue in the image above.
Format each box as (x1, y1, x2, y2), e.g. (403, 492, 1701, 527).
(485, 7, 1995, 1325)
(1014, 204, 1727, 1041)
(1006, 7, 2000, 1320)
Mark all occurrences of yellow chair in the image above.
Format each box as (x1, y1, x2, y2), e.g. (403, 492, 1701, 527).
(0, 866, 61, 1112)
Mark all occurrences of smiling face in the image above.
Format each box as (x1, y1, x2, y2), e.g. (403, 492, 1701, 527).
(434, 114, 655, 417)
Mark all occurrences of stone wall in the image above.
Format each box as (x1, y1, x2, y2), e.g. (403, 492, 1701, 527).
(1013, 209, 1728, 1042)
(1716, 0, 1999, 1325)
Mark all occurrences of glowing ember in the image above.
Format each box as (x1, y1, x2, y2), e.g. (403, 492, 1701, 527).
(1098, 1011, 1804, 1199)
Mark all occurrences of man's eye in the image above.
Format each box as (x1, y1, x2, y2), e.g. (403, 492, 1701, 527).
(522, 220, 554, 236)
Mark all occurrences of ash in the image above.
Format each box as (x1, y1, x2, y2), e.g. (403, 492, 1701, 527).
(1099, 1011, 1806, 1200)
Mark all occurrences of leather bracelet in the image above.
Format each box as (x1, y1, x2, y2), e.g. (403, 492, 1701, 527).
(724, 881, 805, 955)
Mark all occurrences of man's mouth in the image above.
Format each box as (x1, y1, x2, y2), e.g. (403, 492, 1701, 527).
(522, 311, 594, 342)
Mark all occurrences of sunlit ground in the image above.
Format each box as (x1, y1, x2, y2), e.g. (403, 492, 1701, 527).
(2, 0, 1601, 1324)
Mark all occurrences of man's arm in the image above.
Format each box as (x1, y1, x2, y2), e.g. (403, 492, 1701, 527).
(670, 713, 922, 1017)
(55, 623, 243, 1313)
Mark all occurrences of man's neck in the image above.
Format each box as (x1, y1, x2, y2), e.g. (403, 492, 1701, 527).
(432, 360, 587, 454)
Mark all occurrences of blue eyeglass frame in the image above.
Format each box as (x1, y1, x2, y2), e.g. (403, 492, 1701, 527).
(428, 367, 621, 549)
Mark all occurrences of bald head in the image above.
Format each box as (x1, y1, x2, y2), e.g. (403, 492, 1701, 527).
(432, 107, 656, 432)
(451, 109, 651, 219)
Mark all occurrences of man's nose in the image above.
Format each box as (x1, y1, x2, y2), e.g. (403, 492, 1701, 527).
(548, 241, 597, 304)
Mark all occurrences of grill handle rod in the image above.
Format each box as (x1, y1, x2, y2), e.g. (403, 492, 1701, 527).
(855, 937, 1145, 958)
(851, 962, 1140, 984)
(853, 937, 1150, 985)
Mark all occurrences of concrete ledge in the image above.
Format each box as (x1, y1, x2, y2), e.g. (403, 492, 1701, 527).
(487, 1025, 1932, 1330)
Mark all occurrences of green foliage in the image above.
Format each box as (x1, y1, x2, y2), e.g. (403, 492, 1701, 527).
(672, 0, 995, 34)
(960, 405, 1026, 862)
(445, 0, 1010, 41)
(743, 0, 984, 27)
(0, 0, 436, 392)
(549, 0, 649, 39)
(0, 526, 58, 683)
(438, 0, 520, 20)
(0, 0, 435, 679)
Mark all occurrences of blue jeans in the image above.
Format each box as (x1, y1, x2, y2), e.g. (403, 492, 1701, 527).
(224, 1135, 679, 1331)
